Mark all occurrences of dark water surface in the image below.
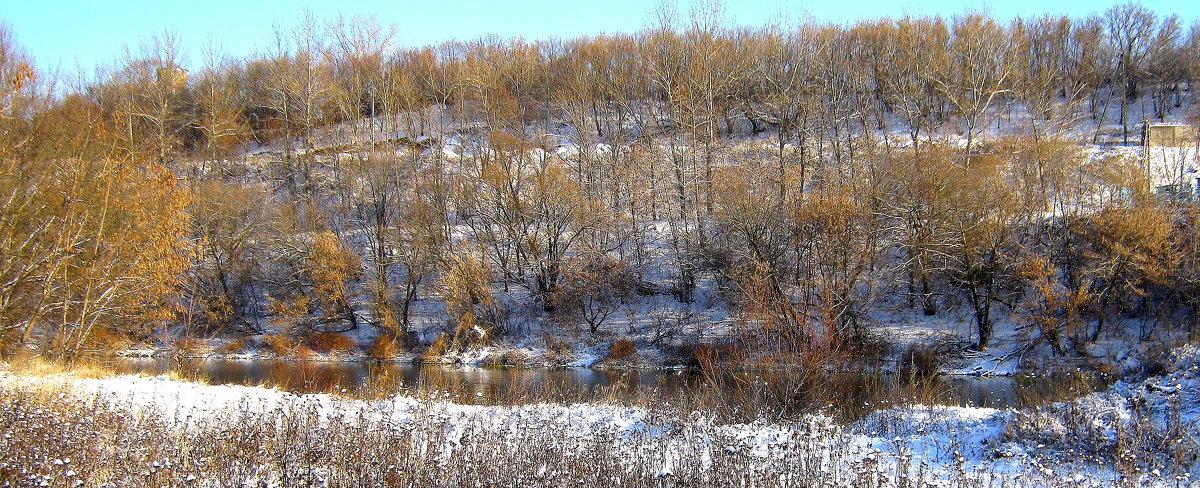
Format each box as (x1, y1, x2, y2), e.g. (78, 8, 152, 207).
(105, 358, 1103, 420)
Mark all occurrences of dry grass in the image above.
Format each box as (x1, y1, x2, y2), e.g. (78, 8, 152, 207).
(306, 331, 356, 355)
(542, 335, 575, 365)
(0, 377, 1179, 488)
(215, 335, 251, 354)
(422, 333, 450, 361)
(606, 337, 637, 361)
(0, 357, 118, 380)
(678, 343, 743, 371)
(898, 343, 942, 378)
(497, 349, 528, 365)
(0, 382, 837, 487)
(85, 328, 135, 354)
(261, 333, 296, 356)
(172, 337, 209, 356)
(545, 335, 572, 356)
(369, 334, 402, 360)
(294, 344, 317, 360)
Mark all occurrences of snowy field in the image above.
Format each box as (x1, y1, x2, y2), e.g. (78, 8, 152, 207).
(2, 345, 1199, 487)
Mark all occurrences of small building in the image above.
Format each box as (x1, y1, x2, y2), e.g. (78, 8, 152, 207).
(1142, 122, 1199, 200)
(1145, 123, 1193, 147)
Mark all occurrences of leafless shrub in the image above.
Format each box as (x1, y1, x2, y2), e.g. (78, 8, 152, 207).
(898, 343, 942, 378)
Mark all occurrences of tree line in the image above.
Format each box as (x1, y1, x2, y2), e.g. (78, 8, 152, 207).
(1, 2, 1199, 361)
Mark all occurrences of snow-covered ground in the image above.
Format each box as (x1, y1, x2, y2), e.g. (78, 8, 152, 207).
(4, 343, 1199, 486)
(142, 89, 1200, 383)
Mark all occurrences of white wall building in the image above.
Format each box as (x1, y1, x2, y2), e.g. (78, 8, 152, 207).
(1143, 123, 1199, 200)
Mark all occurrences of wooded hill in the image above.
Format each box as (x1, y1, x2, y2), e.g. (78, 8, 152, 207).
(1, 2, 1199, 362)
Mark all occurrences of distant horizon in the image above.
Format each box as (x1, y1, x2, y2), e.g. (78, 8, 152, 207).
(1, 0, 1195, 81)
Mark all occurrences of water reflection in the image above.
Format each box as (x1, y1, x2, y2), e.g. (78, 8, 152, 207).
(106, 358, 1102, 421)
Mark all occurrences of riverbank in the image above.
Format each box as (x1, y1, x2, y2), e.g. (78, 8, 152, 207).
(1, 344, 1197, 487)
(118, 310, 1174, 379)
(89, 356, 1108, 419)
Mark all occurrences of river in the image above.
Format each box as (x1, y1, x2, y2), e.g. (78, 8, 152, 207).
(105, 358, 1104, 421)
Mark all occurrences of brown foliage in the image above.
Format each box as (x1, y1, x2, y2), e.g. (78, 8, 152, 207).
(0, 156, 191, 359)
(302, 231, 362, 326)
(368, 334, 402, 360)
(266, 293, 310, 325)
(423, 333, 450, 360)
(188, 181, 279, 333)
(306, 331, 356, 355)
(551, 256, 638, 333)
(1018, 256, 1094, 354)
(439, 251, 498, 346)
(605, 337, 637, 362)
(728, 260, 809, 351)
(262, 334, 296, 356)
(898, 343, 943, 378)
(216, 336, 251, 355)
(5, 6, 1200, 362)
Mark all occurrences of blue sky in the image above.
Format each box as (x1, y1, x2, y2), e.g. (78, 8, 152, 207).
(0, 0, 1194, 78)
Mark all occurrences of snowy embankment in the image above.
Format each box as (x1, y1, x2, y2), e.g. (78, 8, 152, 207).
(4, 348, 1200, 487)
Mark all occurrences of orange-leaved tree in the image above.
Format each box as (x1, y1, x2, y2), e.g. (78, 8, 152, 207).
(300, 230, 362, 331)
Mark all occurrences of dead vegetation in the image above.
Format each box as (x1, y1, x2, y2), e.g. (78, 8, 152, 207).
(0, 372, 1192, 488)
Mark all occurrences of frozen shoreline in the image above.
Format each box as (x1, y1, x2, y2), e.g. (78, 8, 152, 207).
(4, 344, 1199, 486)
